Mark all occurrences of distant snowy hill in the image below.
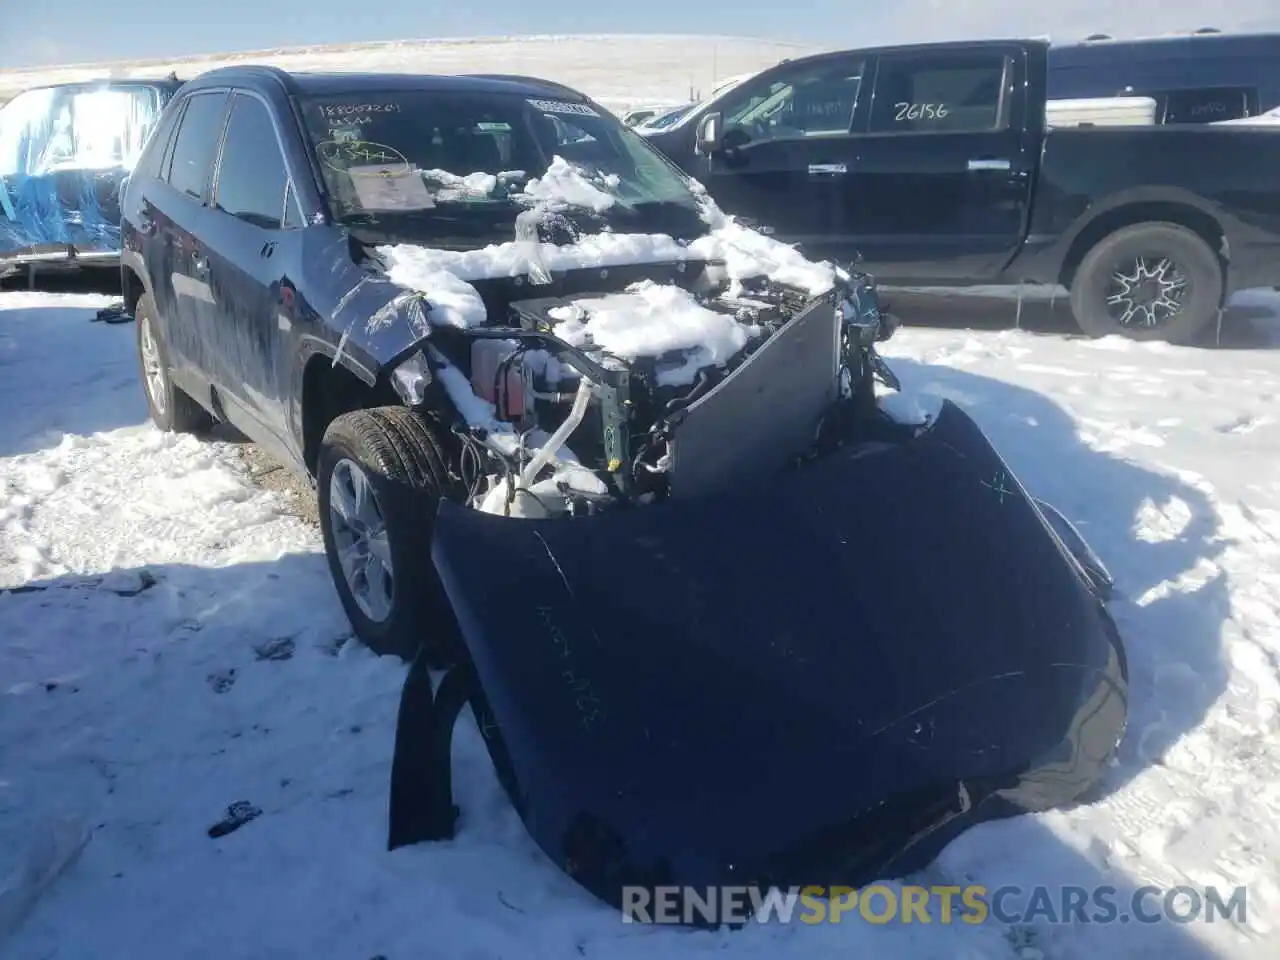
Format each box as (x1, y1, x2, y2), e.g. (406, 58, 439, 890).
(0, 34, 811, 112)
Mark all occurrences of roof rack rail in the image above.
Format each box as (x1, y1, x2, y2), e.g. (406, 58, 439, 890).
(465, 73, 585, 99)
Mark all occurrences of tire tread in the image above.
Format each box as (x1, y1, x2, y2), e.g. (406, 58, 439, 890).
(1069, 221, 1223, 344)
(318, 406, 461, 663)
(135, 291, 214, 434)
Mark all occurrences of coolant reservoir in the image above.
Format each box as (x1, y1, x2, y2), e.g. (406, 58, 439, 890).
(470, 339, 525, 418)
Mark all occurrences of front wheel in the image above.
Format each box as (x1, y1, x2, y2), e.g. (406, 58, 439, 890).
(316, 406, 463, 664)
(1069, 222, 1223, 344)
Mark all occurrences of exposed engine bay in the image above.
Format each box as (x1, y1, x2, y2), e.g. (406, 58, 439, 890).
(397, 268, 900, 520)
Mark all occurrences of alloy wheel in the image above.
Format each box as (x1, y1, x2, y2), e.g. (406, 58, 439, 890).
(328, 458, 395, 622)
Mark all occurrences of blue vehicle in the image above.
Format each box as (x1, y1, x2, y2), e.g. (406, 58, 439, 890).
(119, 66, 1126, 919)
(0, 76, 182, 283)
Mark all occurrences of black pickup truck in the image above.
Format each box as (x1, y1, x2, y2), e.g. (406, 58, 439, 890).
(639, 39, 1280, 343)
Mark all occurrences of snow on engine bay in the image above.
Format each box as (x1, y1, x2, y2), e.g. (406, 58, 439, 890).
(367, 156, 856, 513)
(375, 156, 837, 363)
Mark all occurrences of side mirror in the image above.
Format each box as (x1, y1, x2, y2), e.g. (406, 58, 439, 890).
(695, 112, 723, 155)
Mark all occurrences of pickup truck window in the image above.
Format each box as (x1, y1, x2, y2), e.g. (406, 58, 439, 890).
(166, 91, 229, 200)
(213, 93, 291, 230)
(869, 52, 1007, 134)
(718, 57, 864, 145)
(1162, 87, 1250, 123)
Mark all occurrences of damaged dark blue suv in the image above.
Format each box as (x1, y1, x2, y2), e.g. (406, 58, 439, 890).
(119, 64, 1125, 921)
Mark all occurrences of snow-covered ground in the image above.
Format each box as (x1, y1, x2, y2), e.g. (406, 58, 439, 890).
(3, 283, 1280, 958)
(0, 34, 806, 114)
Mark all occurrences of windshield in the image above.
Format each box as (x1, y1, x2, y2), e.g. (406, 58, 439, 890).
(0, 84, 162, 177)
(642, 105, 694, 130)
(298, 90, 704, 244)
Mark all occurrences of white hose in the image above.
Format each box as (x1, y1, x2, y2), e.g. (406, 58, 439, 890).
(519, 376, 594, 488)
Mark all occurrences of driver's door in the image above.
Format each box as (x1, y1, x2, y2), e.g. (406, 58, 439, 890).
(697, 53, 866, 258)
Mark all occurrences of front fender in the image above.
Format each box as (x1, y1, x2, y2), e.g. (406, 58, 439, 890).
(298, 227, 434, 377)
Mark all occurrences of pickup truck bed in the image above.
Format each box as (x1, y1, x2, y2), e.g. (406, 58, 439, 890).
(1018, 124, 1280, 299)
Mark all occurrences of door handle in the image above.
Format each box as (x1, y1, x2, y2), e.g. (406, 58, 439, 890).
(808, 162, 848, 176)
(191, 253, 209, 276)
(967, 157, 1012, 171)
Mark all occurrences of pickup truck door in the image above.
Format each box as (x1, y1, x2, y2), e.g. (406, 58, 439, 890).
(694, 53, 867, 255)
(840, 44, 1040, 281)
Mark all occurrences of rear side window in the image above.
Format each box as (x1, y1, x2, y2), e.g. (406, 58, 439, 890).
(135, 98, 183, 181)
(167, 91, 229, 199)
(213, 93, 291, 229)
(870, 53, 1007, 133)
(1162, 87, 1251, 123)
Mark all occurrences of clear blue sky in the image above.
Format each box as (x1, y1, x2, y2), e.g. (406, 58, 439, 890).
(3, 1, 1278, 70)
(4, 2, 826, 68)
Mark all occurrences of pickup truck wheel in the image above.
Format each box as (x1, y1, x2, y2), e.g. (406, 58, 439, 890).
(1069, 223, 1223, 344)
(135, 292, 214, 434)
(317, 406, 463, 665)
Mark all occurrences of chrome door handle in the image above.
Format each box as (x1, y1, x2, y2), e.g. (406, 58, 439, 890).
(808, 162, 848, 176)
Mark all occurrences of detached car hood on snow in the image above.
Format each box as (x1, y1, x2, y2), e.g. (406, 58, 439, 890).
(419, 399, 1127, 903)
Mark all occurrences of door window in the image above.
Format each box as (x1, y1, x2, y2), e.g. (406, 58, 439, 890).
(282, 182, 305, 229)
(213, 93, 291, 229)
(134, 96, 183, 182)
(166, 91, 229, 200)
(718, 57, 865, 145)
(869, 53, 1007, 133)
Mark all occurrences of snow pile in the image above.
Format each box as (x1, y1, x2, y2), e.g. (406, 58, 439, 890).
(419, 169, 499, 200)
(512, 158, 626, 284)
(689, 207, 835, 296)
(518, 156, 619, 213)
(877, 388, 945, 426)
(376, 157, 835, 349)
(379, 231, 688, 316)
(547, 280, 757, 385)
(1215, 107, 1280, 127)
(375, 261, 488, 330)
